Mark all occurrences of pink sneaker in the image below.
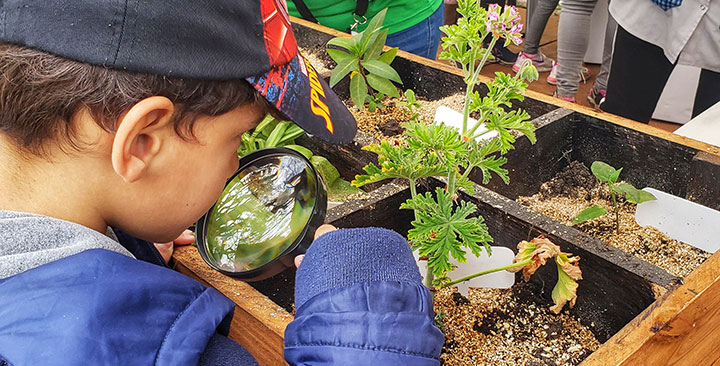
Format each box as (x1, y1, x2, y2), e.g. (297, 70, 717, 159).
(552, 90, 576, 103)
(546, 62, 592, 85)
(512, 52, 554, 73)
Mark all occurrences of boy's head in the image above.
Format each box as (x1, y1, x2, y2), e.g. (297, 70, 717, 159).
(0, 0, 356, 242)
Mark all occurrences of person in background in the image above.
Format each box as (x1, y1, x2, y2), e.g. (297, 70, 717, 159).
(287, 0, 445, 59)
(512, 0, 558, 76)
(602, 0, 720, 123)
(551, 0, 616, 107)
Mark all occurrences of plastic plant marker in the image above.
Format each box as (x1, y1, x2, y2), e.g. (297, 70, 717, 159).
(414, 246, 515, 296)
(635, 188, 720, 253)
(433, 105, 499, 142)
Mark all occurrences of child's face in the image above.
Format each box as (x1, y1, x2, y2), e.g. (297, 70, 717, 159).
(114, 103, 264, 243)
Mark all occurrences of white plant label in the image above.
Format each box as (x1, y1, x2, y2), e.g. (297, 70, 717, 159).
(635, 188, 720, 253)
(433, 105, 499, 142)
(415, 246, 516, 297)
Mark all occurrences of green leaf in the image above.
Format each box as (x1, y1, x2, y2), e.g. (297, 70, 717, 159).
(284, 144, 312, 160)
(591, 161, 619, 183)
(550, 251, 582, 314)
(311, 155, 340, 186)
(363, 59, 402, 83)
(328, 53, 358, 87)
(614, 183, 657, 204)
(264, 121, 289, 147)
(402, 187, 492, 279)
(360, 8, 388, 50)
(326, 47, 352, 64)
(572, 205, 607, 225)
(349, 73, 368, 108)
(327, 178, 363, 202)
(365, 28, 389, 60)
(326, 36, 356, 52)
(275, 123, 306, 145)
(378, 47, 399, 65)
(366, 74, 400, 97)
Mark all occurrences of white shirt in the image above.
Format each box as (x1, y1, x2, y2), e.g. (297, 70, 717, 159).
(610, 0, 720, 73)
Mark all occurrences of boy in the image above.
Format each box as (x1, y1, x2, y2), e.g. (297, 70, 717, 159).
(0, 1, 443, 365)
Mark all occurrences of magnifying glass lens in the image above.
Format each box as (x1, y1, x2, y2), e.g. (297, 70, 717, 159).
(203, 154, 317, 272)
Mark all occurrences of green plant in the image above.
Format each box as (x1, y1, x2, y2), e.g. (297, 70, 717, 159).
(352, 0, 537, 286)
(239, 114, 362, 202)
(573, 161, 656, 232)
(351, 1, 581, 313)
(326, 9, 401, 111)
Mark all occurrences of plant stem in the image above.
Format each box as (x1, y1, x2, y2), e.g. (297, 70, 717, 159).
(409, 179, 419, 221)
(462, 37, 497, 136)
(441, 258, 532, 288)
(609, 183, 619, 233)
(408, 179, 435, 288)
(425, 270, 435, 289)
(447, 170, 457, 197)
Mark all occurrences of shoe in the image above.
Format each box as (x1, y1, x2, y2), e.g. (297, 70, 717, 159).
(546, 62, 592, 85)
(552, 90, 576, 103)
(512, 52, 554, 73)
(587, 87, 606, 110)
(486, 41, 518, 65)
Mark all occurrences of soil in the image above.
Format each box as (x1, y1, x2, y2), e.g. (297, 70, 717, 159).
(435, 281, 600, 366)
(348, 92, 468, 143)
(517, 161, 711, 278)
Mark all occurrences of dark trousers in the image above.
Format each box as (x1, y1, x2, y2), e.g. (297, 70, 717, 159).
(603, 26, 720, 123)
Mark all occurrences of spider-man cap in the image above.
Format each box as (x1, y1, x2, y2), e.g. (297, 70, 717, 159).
(0, 0, 357, 144)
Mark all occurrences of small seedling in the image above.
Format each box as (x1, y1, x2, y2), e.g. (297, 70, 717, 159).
(573, 161, 657, 232)
(396, 89, 422, 121)
(326, 9, 402, 110)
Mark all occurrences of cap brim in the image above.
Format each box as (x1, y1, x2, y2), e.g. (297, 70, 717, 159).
(247, 53, 357, 144)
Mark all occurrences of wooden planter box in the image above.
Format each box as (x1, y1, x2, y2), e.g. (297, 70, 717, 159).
(172, 18, 720, 366)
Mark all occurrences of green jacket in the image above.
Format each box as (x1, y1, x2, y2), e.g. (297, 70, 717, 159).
(288, 0, 443, 35)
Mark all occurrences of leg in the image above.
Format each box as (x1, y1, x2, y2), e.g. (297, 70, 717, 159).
(523, 0, 560, 55)
(386, 3, 445, 59)
(592, 10, 617, 91)
(555, 0, 597, 98)
(692, 68, 720, 118)
(603, 26, 674, 123)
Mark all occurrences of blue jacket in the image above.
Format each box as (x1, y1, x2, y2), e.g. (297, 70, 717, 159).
(0, 249, 235, 366)
(285, 281, 443, 365)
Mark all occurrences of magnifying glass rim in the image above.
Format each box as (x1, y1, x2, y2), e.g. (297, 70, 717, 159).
(194, 147, 326, 281)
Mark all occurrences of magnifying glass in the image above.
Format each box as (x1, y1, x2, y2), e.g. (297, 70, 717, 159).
(195, 147, 326, 281)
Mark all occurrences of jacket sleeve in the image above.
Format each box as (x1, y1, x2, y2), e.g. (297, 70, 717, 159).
(283, 227, 444, 366)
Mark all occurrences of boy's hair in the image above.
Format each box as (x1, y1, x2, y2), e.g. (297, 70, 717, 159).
(0, 43, 282, 158)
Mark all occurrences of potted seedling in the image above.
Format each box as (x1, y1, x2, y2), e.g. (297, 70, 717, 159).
(572, 161, 656, 232)
(325, 9, 401, 112)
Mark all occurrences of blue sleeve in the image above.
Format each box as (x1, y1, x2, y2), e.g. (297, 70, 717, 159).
(284, 227, 444, 366)
(199, 333, 258, 366)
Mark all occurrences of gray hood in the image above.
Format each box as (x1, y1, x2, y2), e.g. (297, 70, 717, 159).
(0, 210, 133, 279)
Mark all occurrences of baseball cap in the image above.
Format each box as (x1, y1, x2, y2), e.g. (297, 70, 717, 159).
(0, 0, 356, 144)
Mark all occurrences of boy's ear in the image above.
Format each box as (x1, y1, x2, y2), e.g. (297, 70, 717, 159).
(111, 96, 175, 183)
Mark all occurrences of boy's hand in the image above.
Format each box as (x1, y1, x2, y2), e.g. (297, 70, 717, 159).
(154, 229, 195, 263)
(294, 224, 337, 268)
